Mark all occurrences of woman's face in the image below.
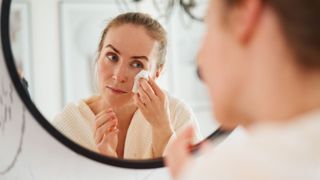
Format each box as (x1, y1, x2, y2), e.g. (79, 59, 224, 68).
(198, 1, 250, 129)
(97, 24, 159, 107)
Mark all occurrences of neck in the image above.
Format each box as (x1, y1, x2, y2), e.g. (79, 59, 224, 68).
(243, 8, 320, 124)
(87, 95, 138, 123)
(249, 45, 320, 124)
(261, 71, 320, 122)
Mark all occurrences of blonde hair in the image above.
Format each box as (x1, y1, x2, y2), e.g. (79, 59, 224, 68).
(225, 0, 320, 69)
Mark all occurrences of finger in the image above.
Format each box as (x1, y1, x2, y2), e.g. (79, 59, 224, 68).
(98, 117, 118, 134)
(164, 137, 192, 178)
(134, 95, 147, 110)
(109, 128, 120, 136)
(139, 79, 157, 100)
(138, 86, 151, 105)
(95, 124, 117, 144)
(98, 134, 107, 147)
(101, 128, 119, 142)
(95, 118, 118, 144)
(96, 108, 113, 118)
(96, 108, 114, 122)
(199, 141, 211, 154)
(95, 111, 116, 129)
(178, 125, 195, 146)
(97, 130, 119, 155)
(148, 77, 164, 98)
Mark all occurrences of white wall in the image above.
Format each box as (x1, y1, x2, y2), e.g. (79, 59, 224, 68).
(12, 0, 63, 119)
(11, 0, 217, 139)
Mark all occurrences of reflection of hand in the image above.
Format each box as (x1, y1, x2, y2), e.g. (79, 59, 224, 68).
(165, 126, 195, 179)
(134, 78, 174, 157)
(94, 108, 119, 157)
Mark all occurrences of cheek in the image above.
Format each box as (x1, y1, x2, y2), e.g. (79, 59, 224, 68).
(97, 59, 114, 88)
(199, 28, 240, 120)
(200, 30, 229, 96)
(98, 61, 109, 79)
(127, 70, 139, 87)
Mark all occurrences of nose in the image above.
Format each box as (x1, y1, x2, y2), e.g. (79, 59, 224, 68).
(112, 63, 128, 83)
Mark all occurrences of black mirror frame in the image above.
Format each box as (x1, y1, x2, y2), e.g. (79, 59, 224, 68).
(1, 0, 231, 169)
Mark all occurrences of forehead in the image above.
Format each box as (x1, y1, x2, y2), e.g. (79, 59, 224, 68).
(205, 0, 221, 21)
(103, 24, 158, 56)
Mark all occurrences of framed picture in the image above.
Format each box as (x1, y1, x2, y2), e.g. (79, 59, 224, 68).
(60, 1, 121, 104)
(10, 1, 33, 96)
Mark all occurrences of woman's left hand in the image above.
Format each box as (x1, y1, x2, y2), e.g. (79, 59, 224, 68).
(165, 126, 196, 180)
(134, 77, 174, 156)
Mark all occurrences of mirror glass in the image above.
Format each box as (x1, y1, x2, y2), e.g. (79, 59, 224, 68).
(10, 0, 217, 160)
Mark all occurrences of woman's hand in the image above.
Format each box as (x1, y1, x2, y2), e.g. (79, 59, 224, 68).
(165, 126, 195, 179)
(94, 108, 119, 157)
(134, 77, 174, 157)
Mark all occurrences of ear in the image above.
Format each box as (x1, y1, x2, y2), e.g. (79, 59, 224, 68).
(229, 0, 263, 44)
(154, 65, 164, 79)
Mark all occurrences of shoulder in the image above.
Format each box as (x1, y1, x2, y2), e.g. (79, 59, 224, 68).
(54, 102, 80, 119)
(52, 102, 80, 125)
(166, 93, 202, 140)
(52, 99, 92, 127)
(183, 119, 320, 180)
(166, 93, 194, 116)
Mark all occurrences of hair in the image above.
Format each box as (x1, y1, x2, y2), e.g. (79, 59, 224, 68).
(92, 12, 167, 92)
(224, 0, 320, 69)
(97, 12, 167, 68)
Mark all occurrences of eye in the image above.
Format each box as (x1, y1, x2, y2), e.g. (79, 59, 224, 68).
(132, 60, 144, 69)
(105, 52, 119, 62)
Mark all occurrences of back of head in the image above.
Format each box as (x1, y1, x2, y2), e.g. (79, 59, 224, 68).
(226, 0, 320, 70)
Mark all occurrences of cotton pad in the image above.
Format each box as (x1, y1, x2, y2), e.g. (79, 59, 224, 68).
(132, 70, 149, 93)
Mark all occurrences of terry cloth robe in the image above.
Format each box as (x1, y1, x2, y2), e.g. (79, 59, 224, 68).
(51, 94, 202, 159)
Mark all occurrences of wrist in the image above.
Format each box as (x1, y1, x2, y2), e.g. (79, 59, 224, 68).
(99, 146, 118, 157)
(151, 125, 174, 157)
(152, 121, 173, 136)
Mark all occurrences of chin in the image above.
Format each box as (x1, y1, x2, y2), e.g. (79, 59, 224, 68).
(109, 94, 134, 105)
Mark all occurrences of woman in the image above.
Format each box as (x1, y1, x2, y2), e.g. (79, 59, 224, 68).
(166, 0, 320, 179)
(53, 12, 201, 159)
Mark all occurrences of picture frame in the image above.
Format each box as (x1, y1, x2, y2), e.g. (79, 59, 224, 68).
(10, 1, 33, 96)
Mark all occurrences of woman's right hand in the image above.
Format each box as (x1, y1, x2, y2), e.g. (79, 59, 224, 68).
(94, 108, 119, 157)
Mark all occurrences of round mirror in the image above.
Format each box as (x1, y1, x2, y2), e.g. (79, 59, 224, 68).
(6, 0, 229, 166)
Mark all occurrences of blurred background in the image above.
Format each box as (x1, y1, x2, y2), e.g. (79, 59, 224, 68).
(9, 0, 217, 138)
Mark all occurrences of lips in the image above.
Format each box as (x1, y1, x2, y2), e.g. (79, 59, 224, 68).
(106, 86, 128, 94)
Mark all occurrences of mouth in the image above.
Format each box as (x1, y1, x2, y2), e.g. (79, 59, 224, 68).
(106, 86, 128, 94)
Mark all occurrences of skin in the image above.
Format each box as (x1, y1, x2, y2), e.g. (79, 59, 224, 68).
(86, 24, 173, 158)
(165, 0, 320, 178)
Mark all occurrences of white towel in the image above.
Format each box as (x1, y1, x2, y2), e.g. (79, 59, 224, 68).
(132, 70, 149, 93)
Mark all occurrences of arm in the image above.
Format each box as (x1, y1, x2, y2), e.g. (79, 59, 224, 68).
(134, 78, 174, 157)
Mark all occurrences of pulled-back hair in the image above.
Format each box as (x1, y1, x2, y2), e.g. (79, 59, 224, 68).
(225, 0, 320, 69)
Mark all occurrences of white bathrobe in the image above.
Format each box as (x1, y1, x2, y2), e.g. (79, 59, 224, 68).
(51, 94, 202, 159)
(179, 109, 320, 180)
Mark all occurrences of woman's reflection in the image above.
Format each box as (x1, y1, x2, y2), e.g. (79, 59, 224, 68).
(52, 12, 201, 159)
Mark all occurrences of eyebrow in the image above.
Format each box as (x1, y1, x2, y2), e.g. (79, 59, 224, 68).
(105, 44, 121, 54)
(131, 56, 148, 62)
(105, 44, 149, 62)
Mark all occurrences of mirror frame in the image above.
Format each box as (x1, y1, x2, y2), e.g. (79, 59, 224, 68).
(1, 0, 231, 169)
